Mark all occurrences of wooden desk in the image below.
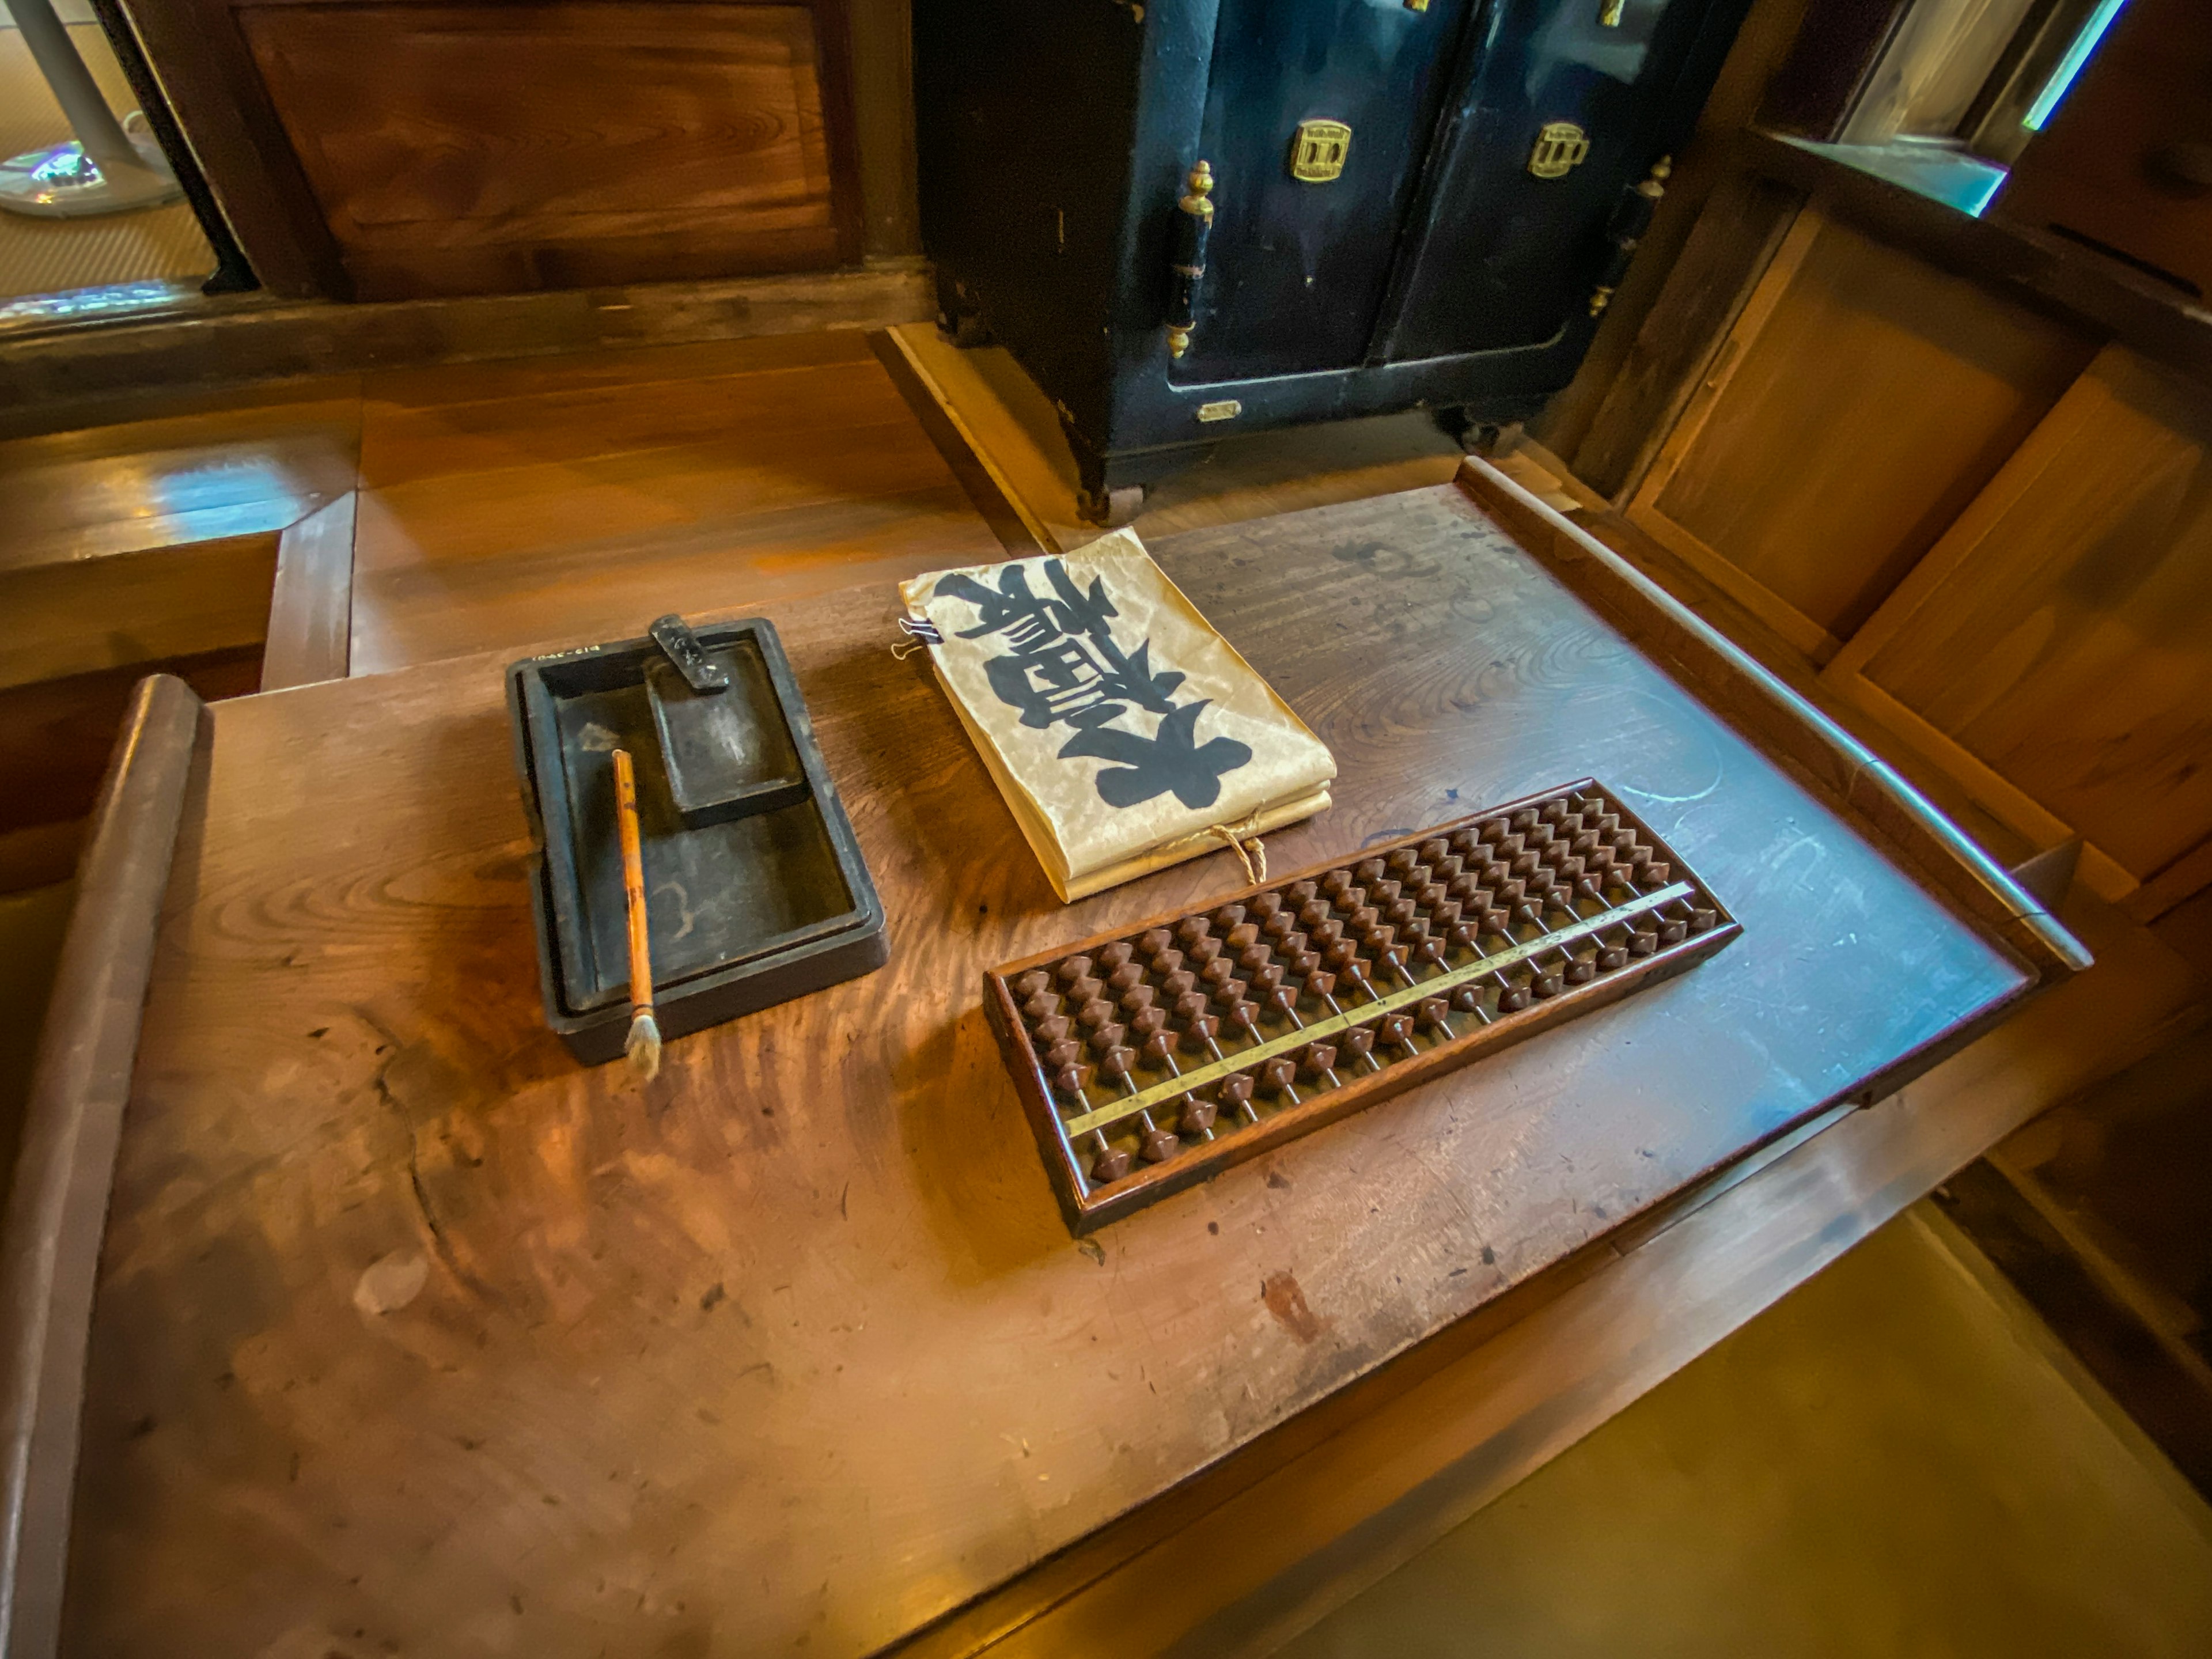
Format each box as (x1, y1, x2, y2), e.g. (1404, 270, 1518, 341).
(55, 484, 2058, 1656)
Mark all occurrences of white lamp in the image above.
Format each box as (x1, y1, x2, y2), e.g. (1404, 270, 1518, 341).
(0, 0, 181, 217)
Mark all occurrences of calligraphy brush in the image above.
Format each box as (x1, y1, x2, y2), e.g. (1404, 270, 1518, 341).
(612, 747, 661, 1081)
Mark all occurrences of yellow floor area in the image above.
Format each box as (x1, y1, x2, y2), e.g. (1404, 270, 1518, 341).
(0, 19, 213, 301)
(1278, 1205, 2212, 1658)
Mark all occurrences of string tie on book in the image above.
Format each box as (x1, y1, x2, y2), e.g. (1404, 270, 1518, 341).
(1202, 817, 1268, 885)
(891, 614, 942, 661)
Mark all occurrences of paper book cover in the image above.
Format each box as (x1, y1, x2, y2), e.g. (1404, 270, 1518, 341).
(899, 530, 1336, 902)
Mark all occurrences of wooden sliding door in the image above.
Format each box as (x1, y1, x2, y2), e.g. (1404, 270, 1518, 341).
(124, 0, 865, 300)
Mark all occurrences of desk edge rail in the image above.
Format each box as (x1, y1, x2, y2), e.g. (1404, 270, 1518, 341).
(0, 672, 204, 1659)
(1455, 456, 2091, 984)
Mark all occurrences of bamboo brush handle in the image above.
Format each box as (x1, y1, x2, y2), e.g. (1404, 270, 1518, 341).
(612, 748, 653, 1016)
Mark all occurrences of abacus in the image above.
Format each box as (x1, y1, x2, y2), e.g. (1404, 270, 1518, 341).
(984, 780, 1740, 1233)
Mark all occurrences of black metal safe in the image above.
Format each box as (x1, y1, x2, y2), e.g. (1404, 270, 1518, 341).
(914, 0, 1752, 522)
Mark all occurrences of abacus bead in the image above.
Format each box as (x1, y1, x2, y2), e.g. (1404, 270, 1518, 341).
(1181, 1016, 1221, 1051)
(1355, 858, 1385, 882)
(1449, 828, 1482, 856)
(1300, 1042, 1338, 1077)
(1416, 937, 1448, 964)
(1098, 1044, 1136, 1077)
(1054, 1063, 1093, 1096)
(1033, 1014, 1071, 1044)
(1333, 887, 1368, 917)
(1131, 1006, 1168, 1038)
(1055, 955, 1094, 985)
(1150, 946, 1184, 977)
(1137, 929, 1174, 957)
(1217, 1074, 1255, 1108)
(1339, 1027, 1375, 1056)
(1142, 1029, 1177, 1063)
(1210, 978, 1248, 1008)
(1300, 899, 1332, 929)
(1448, 921, 1480, 948)
(1387, 897, 1419, 927)
(1078, 998, 1116, 1029)
(1309, 917, 1343, 946)
(1199, 956, 1236, 986)
(1305, 969, 1337, 999)
(1450, 984, 1483, 1013)
(1259, 1057, 1298, 1096)
(1287, 879, 1319, 903)
(1387, 847, 1418, 874)
(1160, 969, 1196, 999)
(1370, 878, 1401, 906)
(1597, 945, 1630, 971)
(1107, 963, 1145, 993)
(1119, 984, 1156, 1014)
(1375, 945, 1408, 975)
(1022, 991, 1061, 1022)
(1046, 1039, 1081, 1070)
(1285, 948, 1322, 976)
(1658, 918, 1688, 945)
(1015, 969, 1051, 998)
(1248, 963, 1285, 994)
(1238, 943, 1272, 972)
(1479, 817, 1510, 843)
(1324, 938, 1361, 970)
(1269, 984, 1300, 1014)
(1248, 891, 1282, 919)
(1531, 967, 1562, 999)
(1066, 975, 1104, 1005)
(1482, 907, 1513, 934)
(1417, 882, 1448, 910)
(1320, 869, 1353, 897)
(1540, 798, 1569, 823)
(1512, 808, 1539, 832)
(1263, 911, 1298, 940)
(1418, 997, 1450, 1029)
(1347, 906, 1378, 933)
(1091, 1145, 1132, 1183)
(1088, 1022, 1128, 1054)
(1498, 984, 1531, 1012)
(1180, 1099, 1219, 1135)
(1177, 916, 1211, 946)
(1228, 1003, 1261, 1034)
(1419, 839, 1448, 864)
(1628, 929, 1658, 957)
(1187, 935, 1224, 965)
(1566, 958, 1596, 984)
(1096, 941, 1134, 972)
(1690, 906, 1717, 932)
(1226, 922, 1260, 951)
(1211, 903, 1247, 930)
(1142, 1127, 1180, 1164)
(1173, 991, 1210, 1024)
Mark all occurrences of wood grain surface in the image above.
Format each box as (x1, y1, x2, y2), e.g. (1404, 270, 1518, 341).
(347, 330, 1007, 672)
(240, 1, 861, 299)
(1632, 210, 2098, 650)
(62, 487, 2031, 1657)
(1830, 346, 2212, 893)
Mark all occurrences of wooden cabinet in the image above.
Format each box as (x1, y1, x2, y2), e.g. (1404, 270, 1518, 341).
(914, 0, 1754, 520)
(125, 0, 865, 301)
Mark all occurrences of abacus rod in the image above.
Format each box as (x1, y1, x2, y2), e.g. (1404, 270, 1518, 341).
(1058, 881, 1696, 1138)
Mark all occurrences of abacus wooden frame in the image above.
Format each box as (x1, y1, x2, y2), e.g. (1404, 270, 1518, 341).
(983, 779, 1741, 1235)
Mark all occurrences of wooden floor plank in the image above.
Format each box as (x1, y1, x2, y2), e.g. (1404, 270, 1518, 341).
(346, 333, 1007, 673)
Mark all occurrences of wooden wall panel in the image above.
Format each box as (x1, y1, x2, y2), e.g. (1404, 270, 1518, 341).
(1629, 211, 2097, 656)
(237, 1, 863, 300)
(1829, 347, 2212, 893)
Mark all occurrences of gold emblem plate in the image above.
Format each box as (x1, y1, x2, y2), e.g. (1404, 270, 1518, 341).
(1290, 120, 1351, 183)
(1529, 120, 1590, 180)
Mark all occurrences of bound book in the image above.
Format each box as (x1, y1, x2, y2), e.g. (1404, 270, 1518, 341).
(899, 531, 1337, 902)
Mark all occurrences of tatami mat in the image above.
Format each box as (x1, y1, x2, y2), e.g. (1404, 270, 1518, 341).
(0, 21, 213, 301)
(1278, 1206, 2212, 1658)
